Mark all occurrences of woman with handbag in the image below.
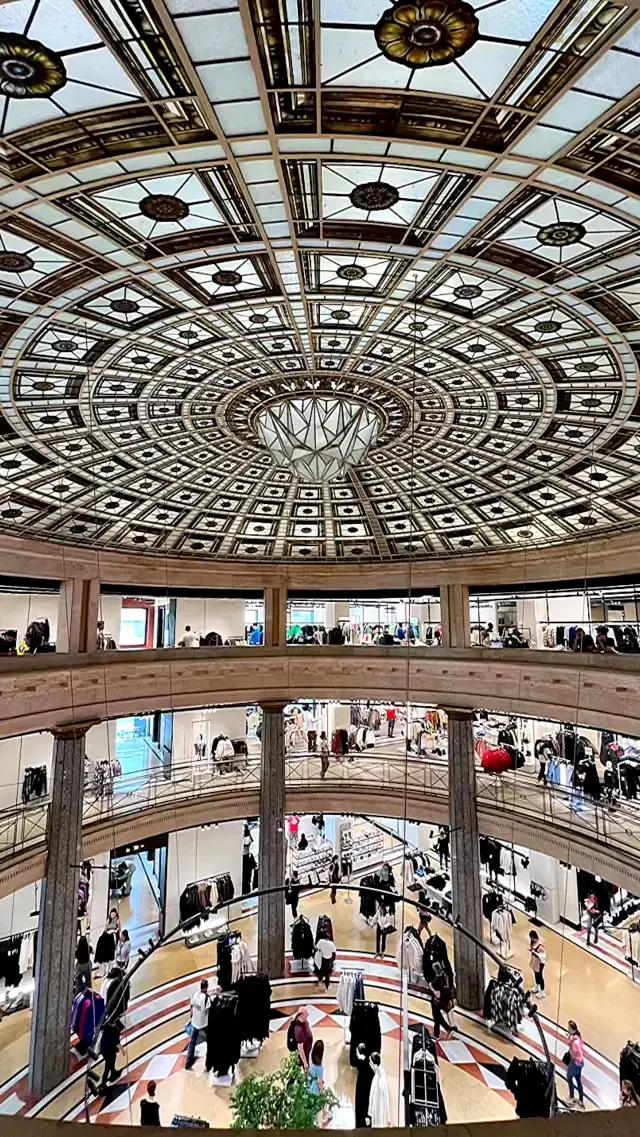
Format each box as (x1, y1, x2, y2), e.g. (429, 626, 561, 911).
(565, 1021, 585, 1108)
(373, 902, 395, 959)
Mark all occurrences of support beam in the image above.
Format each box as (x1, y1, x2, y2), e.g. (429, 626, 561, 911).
(29, 722, 96, 1097)
(257, 701, 286, 977)
(446, 707, 485, 1011)
(440, 583, 470, 648)
(56, 577, 100, 654)
(263, 586, 287, 648)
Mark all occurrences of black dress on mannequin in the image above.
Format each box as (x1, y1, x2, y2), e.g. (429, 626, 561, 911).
(354, 1047, 375, 1127)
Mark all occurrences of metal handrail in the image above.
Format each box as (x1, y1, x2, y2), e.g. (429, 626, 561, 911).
(1, 753, 640, 872)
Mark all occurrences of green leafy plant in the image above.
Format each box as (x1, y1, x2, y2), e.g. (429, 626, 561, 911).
(230, 1054, 339, 1129)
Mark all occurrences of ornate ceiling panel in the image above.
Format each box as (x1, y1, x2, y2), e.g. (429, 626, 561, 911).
(0, 0, 637, 561)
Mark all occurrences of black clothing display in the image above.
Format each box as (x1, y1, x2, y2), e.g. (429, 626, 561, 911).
(620, 1041, 640, 1096)
(95, 931, 116, 965)
(233, 973, 271, 1044)
(349, 1000, 381, 1066)
(242, 854, 257, 896)
(291, 916, 314, 960)
(422, 934, 453, 987)
(359, 870, 397, 919)
(479, 837, 502, 880)
(105, 967, 130, 1020)
(354, 1046, 375, 1127)
(21, 766, 48, 803)
(0, 935, 23, 988)
(505, 1058, 556, 1118)
(315, 914, 334, 943)
(206, 994, 240, 1076)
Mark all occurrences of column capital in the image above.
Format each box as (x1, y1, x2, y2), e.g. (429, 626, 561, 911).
(50, 719, 100, 741)
(258, 700, 288, 713)
(442, 706, 474, 721)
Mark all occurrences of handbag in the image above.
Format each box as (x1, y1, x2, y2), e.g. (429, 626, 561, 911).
(562, 1051, 571, 1066)
(184, 1022, 193, 1037)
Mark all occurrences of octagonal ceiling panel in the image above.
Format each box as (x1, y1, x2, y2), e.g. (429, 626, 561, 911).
(0, 0, 638, 562)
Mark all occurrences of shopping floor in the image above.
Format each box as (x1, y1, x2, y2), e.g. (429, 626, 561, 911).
(0, 873, 630, 1126)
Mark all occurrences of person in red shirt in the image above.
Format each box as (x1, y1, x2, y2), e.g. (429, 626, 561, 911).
(386, 707, 396, 738)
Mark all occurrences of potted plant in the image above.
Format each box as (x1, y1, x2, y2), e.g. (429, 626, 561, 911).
(230, 1055, 338, 1128)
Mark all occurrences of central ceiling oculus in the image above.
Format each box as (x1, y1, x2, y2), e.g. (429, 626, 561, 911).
(375, 0, 479, 68)
(139, 194, 190, 222)
(350, 182, 400, 211)
(256, 395, 381, 482)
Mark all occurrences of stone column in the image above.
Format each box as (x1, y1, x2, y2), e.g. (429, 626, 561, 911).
(440, 583, 470, 648)
(57, 576, 100, 653)
(446, 707, 485, 1010)
(264, 586, 287, 647)
(257, 701, 286, 977)
(29, 722, 94, 1097)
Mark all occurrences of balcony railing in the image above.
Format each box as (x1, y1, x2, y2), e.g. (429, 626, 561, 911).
(2, 753, 640, 880)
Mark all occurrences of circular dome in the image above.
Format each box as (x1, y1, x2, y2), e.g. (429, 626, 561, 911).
(0, 0, 636, 563)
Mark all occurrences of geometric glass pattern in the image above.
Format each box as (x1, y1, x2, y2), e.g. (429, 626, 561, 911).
(0, 0, 636, 562)
(256, 396, 380, 481)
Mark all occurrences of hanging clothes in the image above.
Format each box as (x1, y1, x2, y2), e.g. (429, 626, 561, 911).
(94, 931, 116, 966)
(422, 934, 453, 986)
(505, 1058, 556, 1117)
(21, 766, 48, 803)
(230, 939, 254, 984)
(0, 935, 24, 988)
(206, 993, 240, 1075)
(233, 973, 271, 1044)
(337, 970, 365, 1016)
(354, 1044, 375, 1128)
(217, 933, 241, 991)
(291, 917, 314, 960)
(315, 914, 334, 943)
(396, 927, 423, 977)
(349, 1001, 382, 1066)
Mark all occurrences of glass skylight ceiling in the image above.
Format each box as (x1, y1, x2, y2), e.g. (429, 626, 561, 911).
(0, 0, 637, 561)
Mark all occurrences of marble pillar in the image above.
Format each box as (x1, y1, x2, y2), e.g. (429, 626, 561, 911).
(29, 723, 93, 1097)
(447, 708, 485, 1010)
(257, 701, 286, 977)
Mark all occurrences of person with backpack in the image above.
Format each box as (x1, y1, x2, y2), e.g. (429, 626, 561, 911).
(288, 1006, 312, 1070)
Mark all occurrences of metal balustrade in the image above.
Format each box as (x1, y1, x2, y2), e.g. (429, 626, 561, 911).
(1, 754, 640, 882)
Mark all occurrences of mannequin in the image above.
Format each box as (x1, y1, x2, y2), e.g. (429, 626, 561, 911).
(368, 1052, 391, 1127)
(354, 1042, 374, 1128)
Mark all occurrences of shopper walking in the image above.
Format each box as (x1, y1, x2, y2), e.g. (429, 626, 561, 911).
(74, 935, 93, 994)
(329, 855, 341, 904)
(429, 964, 454, 1040)
(585, 891, 602, 945)
(319, 732, 330, 778)
(285, 871, 301, 919)
(315, 933, 337, 990)
(529, 930, 547, 997)
(373, 901, 394, 959)
(140, 1080, 161, 1125)
(293, 1007, 313, 1070)
(566, 1021, 585, 1108)
(98, 1020, 122, 1093)
(386, 706, 396, 738)
(185, 978, 210, 1070)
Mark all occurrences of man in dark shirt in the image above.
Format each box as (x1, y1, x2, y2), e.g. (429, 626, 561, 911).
(140, 1080, 160, 1125)
(293, 1007, 313, 1070)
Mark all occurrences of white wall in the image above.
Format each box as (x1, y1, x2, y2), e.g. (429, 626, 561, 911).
(85, 720, 118, 764)
(97, 595, 123, 647)
(175, 599, 245, 643)
(166, 820, 245, 929)
(0, 881, 40, 938)
(87, 851, 111, 939)
(0, 733, 53, 811)
(0, 593, 58, 643)
(173, 706, 246, 764)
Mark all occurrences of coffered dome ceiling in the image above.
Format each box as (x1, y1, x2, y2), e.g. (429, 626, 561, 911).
(0, 0, 639, 561)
